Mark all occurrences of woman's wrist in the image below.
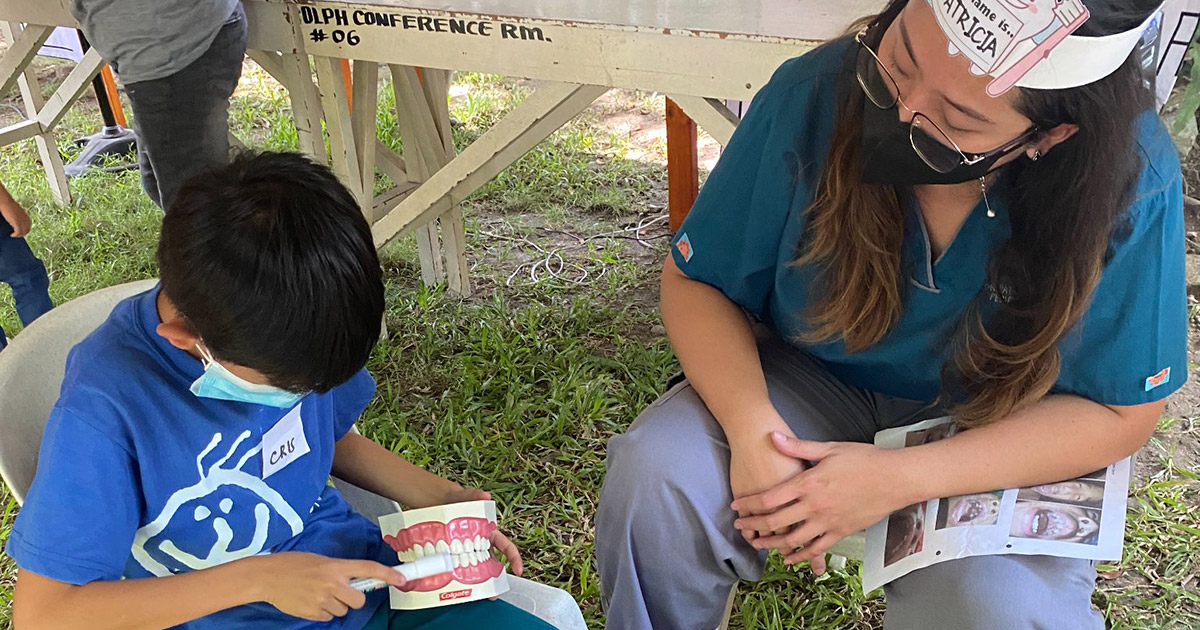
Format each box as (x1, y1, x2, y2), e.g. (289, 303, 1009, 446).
(887, 446, 938, 507)
(721, 403, 790, 447)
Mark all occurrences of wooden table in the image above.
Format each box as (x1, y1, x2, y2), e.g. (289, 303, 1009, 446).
(0, 0, 881, 292)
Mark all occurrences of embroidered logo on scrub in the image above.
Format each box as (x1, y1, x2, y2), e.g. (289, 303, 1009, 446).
(1145, 367, 1171, 392)
(675, 233, 694, 263)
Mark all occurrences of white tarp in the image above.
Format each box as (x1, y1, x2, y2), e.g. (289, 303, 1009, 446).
(1156, 0, 1200, 110)
(38, 27, 84, 63)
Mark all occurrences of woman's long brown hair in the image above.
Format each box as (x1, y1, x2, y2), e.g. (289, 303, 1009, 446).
(798, 0, 1154, 427)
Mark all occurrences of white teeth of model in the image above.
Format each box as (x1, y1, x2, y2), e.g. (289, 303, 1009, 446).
(475, 536, 485, 553)
(436, 540, 451, 555)
(451, 539, 464, 555)
(469, 550, 479, 567)
(399, 549, 410, 562)
(413, 544, 425, 558)
(452, 554, 462, 568)
(423, 542, 436, 558)
(464, 538, 476, 553)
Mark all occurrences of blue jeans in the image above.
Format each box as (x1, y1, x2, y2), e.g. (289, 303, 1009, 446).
(0, 215, 52, 349)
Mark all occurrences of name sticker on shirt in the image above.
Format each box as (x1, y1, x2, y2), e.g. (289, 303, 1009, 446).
(261, 404, 311, 479)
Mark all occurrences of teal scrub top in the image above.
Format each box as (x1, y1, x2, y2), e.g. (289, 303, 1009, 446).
(672, 38, 1188, 406)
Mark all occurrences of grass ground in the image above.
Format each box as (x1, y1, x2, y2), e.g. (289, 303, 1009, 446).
(0, 59, 1196, 629)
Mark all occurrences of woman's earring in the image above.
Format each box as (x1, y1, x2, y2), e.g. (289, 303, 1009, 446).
(1030, 149, 1041, 162)
(980, 177, 995, 218)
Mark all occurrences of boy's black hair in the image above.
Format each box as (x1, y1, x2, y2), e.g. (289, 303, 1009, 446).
(158, 151, 384, 393)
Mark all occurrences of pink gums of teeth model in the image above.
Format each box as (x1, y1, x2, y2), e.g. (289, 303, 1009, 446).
(379, 500, 510, 609)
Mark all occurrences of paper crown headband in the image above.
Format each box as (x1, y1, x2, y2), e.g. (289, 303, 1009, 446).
(927, 0, 1162, 96)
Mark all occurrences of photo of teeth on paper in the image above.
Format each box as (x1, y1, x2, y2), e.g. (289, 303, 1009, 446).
(380, 500, 510, 609)
(862, 417, 1131, 592)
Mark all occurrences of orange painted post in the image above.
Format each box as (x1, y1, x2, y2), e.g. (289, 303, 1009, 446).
(341, 58, 353, 108)
(665, 98, 699, 233)
(100, 65, 127, 127)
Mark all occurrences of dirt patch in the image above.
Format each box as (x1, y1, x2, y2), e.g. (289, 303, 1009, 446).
(0, 58, 100, 128)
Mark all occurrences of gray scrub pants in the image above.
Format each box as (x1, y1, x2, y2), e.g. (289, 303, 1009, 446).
(122, 5, 247, 210)
(596, 335, 1104, 630)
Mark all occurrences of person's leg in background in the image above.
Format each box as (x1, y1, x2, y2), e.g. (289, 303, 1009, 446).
(361, 597, 558, 629)
(596, 339, 890, 630)
(124, 4, 247, 210)
(884, 555, 1104, 630)
(0, 214, 52, 350)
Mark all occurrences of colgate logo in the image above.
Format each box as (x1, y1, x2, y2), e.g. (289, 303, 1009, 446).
(439, 589, 473, 601)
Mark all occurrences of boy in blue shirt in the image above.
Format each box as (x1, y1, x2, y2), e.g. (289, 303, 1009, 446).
(6, 152, 554, 630)
(0, 181, 53, 350)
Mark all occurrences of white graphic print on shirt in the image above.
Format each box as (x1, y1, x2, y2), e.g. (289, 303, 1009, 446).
(130, 430, 305, 576)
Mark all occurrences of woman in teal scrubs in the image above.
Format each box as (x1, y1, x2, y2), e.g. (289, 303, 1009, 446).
(596, 1, 1186, 628)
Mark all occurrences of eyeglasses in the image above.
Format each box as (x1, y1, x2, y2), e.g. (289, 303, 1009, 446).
(853, 27, 1039, 174)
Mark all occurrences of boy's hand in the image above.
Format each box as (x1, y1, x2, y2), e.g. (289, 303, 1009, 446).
(443, 485, 490, 504)
(440, 486, 526, 579)
(0, 198, 31, 238)
(254, 552, 405, 621)
(490, 530, 524, 577)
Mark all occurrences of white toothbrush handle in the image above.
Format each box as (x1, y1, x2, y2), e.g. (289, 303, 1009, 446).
(349, 553, 455, 592)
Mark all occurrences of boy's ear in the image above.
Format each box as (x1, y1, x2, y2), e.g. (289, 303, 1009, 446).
(156, 318, 202, 353)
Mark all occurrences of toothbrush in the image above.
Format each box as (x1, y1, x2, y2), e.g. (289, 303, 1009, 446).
(349, 553, 455, 592)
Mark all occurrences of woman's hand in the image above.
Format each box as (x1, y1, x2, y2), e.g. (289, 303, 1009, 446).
(728, 423, 809, 548)
(254, 552, 406, 621)
(731, 432, 914, 573)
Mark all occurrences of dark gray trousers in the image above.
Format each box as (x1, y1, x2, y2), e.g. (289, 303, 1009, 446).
(122, 5, 247, 210)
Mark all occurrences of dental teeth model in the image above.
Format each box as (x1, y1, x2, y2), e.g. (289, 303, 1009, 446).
(380, 500, 511, 609)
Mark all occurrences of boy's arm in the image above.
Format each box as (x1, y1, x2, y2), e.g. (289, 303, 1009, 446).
(332, 433, 467, 508)
(0, 181, 32, 237)
(13, 553, 405, 630)
(14, 563, 260, 630)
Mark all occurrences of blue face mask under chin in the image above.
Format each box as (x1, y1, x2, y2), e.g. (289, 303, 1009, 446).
(190, 344, 306, 408)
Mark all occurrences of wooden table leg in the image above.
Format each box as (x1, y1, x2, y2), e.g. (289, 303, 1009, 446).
(1, 22, 70, 205)
(665, 98, 698, 233)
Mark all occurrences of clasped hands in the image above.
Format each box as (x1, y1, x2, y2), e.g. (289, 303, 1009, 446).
(731, 431, 911, 575)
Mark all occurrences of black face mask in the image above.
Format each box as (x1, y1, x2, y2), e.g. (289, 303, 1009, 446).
(859, 102, 1007, 186)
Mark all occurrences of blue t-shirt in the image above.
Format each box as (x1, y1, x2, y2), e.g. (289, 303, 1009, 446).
(7, 286, 395, 629)
(673, 38, 1188, 406)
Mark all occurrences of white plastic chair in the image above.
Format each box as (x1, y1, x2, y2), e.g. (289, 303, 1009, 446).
(0, 279, 586, 630)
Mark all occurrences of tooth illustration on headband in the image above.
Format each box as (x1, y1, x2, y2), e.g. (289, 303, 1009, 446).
(380, 500, 510, 609)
